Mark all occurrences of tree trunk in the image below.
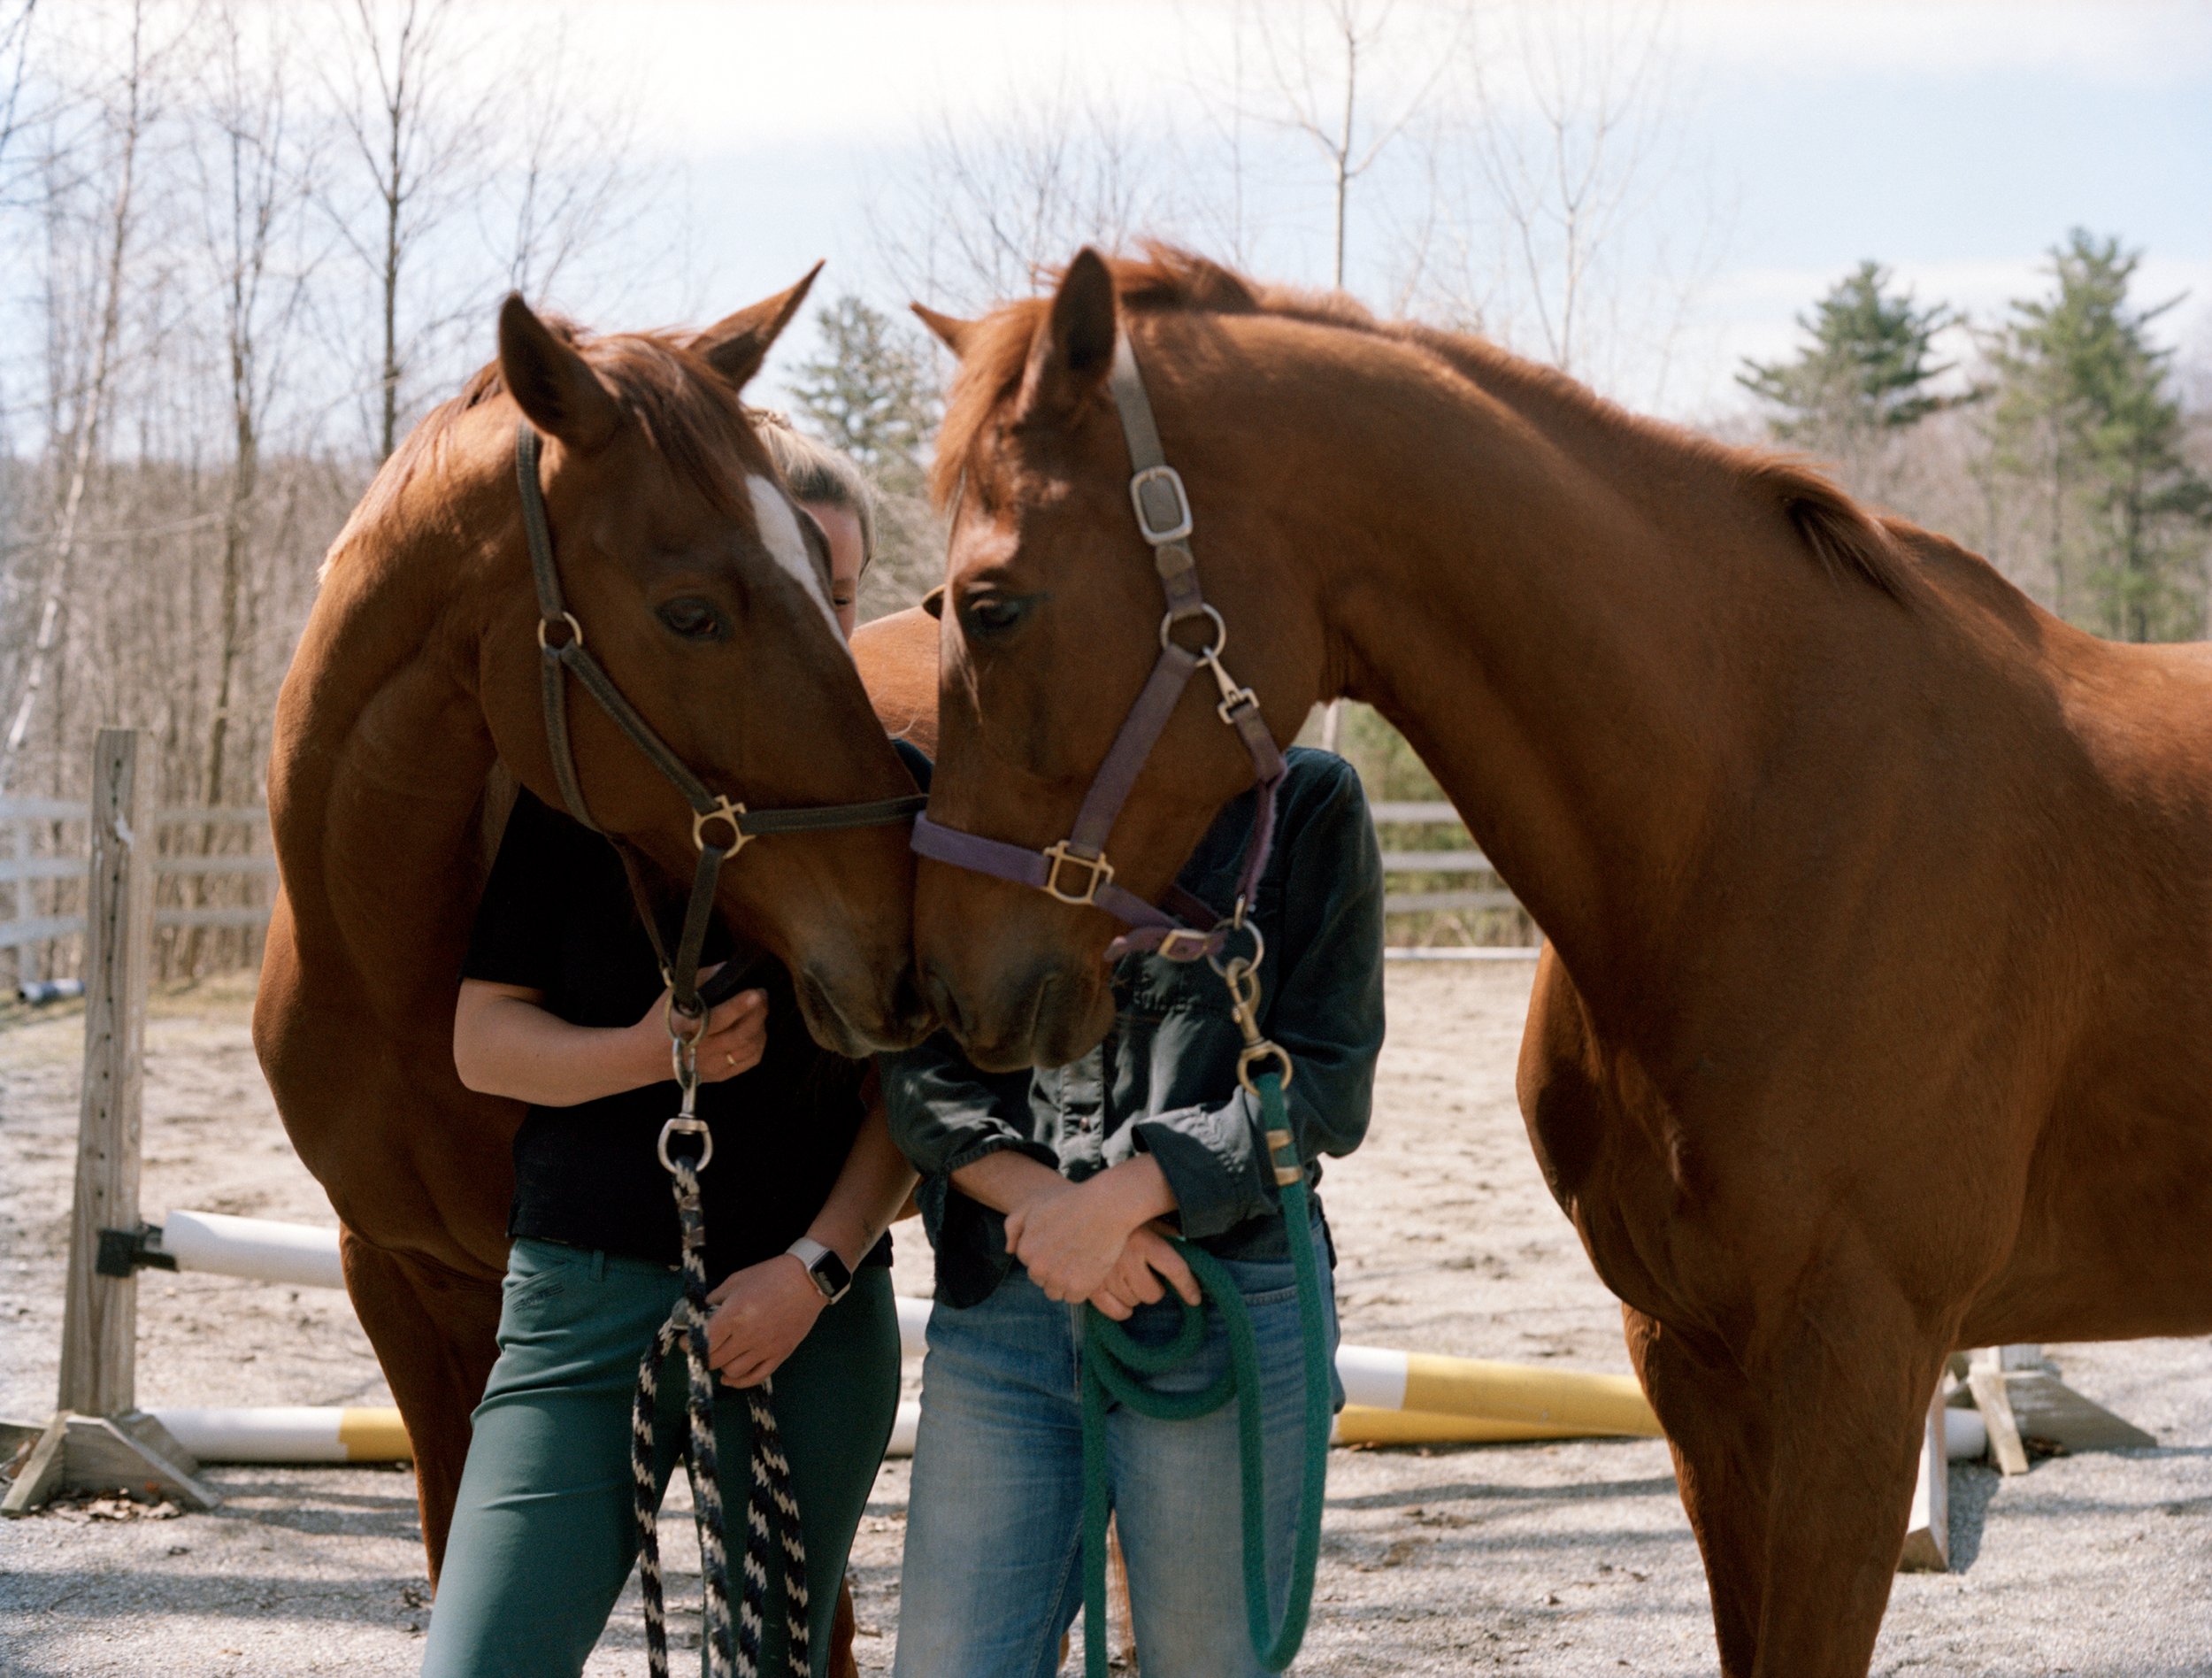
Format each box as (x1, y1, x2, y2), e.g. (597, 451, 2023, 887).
(1, 7, 147, 794)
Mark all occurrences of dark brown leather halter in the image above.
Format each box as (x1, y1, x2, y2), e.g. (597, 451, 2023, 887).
(910, 330, 1286, 963)
(515, 420, 927, 1022)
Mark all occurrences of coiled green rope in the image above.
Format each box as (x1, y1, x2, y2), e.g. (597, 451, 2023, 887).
(1078, 1066, 1332, 1675)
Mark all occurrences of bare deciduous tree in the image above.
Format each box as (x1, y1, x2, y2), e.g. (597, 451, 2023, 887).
(1255, 0, 1451, 292)
(0, 0, 652, 979)
(1412, 0, 1726, 406)
(322, 0, 487, 462)
(1, 0, 156, 794)
(0, 0, 37, 186)
(192, 0, 320, 818)
(488, 19, 644, 303)
(876, 77, 1172, 317)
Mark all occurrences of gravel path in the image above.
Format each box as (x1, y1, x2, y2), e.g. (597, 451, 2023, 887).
(3, 965, 2207, 1675)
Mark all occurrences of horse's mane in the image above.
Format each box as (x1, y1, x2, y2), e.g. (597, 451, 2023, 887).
(933, 242, 1909, 601)
(326, 318, 762, 581)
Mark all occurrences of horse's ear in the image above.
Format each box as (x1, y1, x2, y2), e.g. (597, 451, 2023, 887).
(694, 262, 824, 391)
(499, 295, 619, 451)
(912, 304, 979, 358)
(1014, 248, 1117, 427)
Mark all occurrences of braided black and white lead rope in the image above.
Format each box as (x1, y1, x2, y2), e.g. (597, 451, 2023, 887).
(631, 1153, 810, 1678)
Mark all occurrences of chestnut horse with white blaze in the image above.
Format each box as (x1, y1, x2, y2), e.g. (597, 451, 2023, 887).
(906, 246, 2212, 1676)
(254, 271, 936, 1643)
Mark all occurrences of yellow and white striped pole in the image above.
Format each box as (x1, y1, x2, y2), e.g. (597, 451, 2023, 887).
(155, 1406, 411, 1463)
(1331, 1344, 1662, 1445)
(897, 1296, 1661, 1448)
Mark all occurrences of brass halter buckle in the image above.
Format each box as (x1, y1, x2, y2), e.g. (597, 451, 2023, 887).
(692, 796, 750, 855)
(1155, 927, 1216, 961)
(1041, 840, 1115, 906)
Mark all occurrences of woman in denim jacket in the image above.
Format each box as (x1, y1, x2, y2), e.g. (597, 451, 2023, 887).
(885, 746, 1386, 1678)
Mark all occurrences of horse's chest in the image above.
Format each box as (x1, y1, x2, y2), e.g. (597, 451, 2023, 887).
(1517, 988, 1720, 1328)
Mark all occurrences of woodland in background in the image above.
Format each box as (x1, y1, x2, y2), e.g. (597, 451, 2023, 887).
(1, 0, 2206, 974)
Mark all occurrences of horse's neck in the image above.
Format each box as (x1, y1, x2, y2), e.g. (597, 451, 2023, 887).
(273, 546, 500, 1021)
(1310, 361, 1880, 997)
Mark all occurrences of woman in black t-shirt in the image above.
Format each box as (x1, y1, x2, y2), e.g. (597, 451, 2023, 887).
(421, 428, 910, 1678)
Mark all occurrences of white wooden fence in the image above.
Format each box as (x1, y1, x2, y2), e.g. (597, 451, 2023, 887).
(0, 796, 272, 984)
(2, 794, 1528, 984)
(1373, 800, 1511, 914)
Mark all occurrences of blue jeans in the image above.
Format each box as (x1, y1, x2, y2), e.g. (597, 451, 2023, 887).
(894, 1246, 1340, 1678)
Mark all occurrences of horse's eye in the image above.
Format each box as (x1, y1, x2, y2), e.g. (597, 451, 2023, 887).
(657, 596, 728, 642)
(959, 592, 1032, 641)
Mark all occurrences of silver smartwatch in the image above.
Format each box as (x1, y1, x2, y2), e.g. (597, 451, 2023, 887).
(787, 1236, 853, 1305)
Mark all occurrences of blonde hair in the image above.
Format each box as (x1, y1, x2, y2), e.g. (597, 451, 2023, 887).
(751, 411, 875, 573)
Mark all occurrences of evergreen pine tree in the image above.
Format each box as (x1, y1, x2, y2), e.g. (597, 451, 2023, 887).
(1987, 230, 2211, 641)
(786, 295, 947, 614)
(1739, 260, 1954, 450)
(788, 295, 941, 498)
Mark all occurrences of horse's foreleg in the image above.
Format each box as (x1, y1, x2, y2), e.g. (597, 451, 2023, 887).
(1624, 1305, 1769, 1677)
(339, 1229, 503, 1583)
(830, 1574, 859, 1678)
(1743, 1272, 1951, 1678)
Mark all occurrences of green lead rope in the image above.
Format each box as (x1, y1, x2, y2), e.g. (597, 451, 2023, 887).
(1078, 1066, 1333, 1676)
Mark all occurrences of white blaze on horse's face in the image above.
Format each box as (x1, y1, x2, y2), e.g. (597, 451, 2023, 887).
(746, 473, 839, 638)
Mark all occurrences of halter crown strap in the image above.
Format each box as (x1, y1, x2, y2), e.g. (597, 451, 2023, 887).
(909, 328, 1286, 962)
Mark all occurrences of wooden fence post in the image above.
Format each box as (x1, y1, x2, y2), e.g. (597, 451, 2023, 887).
(3, 729, 212, 1515)
(57, 727, 154, 1416)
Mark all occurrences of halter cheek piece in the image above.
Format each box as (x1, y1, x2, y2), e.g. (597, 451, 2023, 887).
(910, 330, 1287, 963)
(515, 420, 926, 1019)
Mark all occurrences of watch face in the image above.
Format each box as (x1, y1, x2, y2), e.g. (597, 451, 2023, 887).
(810, 1251, 854, 1301)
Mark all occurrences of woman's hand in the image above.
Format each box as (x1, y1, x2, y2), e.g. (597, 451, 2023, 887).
(705, 1255, 825, 1389)
(1085, 1224, 1202, 1321)
(1006, 1161, 1175, 1305)
(627, 979, 768, 1089)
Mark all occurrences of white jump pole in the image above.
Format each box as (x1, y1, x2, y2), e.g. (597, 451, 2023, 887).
(154, 1219, 1990, 1460)
(156, 1209, 345, 1290)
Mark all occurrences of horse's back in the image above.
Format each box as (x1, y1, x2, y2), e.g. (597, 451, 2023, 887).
(853, 605, 940, 758)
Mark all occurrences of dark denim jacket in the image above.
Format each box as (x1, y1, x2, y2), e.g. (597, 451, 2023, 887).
(883, 748, 1386, 1308)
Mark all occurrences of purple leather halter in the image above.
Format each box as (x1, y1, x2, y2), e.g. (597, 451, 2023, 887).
(910, 328, 1286, 963)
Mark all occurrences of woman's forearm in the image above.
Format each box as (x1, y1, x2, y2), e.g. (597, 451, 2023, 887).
(950, 1147, 1069, 1215)
(806, 1100, 920, 1269)
(453, 984, 660, 1105)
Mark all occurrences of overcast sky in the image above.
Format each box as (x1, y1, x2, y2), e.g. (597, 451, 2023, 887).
(498, 0, 2209, 420)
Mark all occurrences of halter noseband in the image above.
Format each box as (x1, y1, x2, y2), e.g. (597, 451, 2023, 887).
(910, 330, 1286, 963)
(515, 420, 927, 1015)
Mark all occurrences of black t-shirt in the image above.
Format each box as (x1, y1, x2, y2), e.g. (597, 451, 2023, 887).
(462, 790, 889, 1281)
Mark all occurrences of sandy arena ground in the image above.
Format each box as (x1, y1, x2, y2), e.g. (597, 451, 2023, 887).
(3, 962, 2208, 1675)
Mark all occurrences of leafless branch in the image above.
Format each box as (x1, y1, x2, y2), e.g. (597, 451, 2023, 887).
(875, 74, 1174, 315)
